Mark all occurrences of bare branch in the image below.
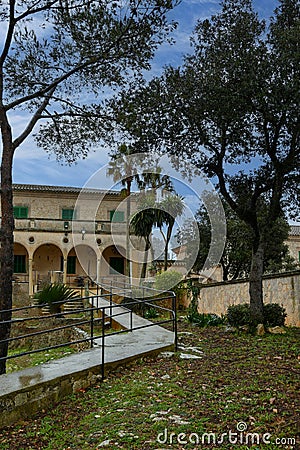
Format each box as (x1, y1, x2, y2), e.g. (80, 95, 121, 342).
(15, 1, 59, 22)
(12, 88, 55, 149)
(0, 1, 16, 68)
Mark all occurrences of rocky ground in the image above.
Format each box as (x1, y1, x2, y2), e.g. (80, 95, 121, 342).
(0, 319, 299, 449)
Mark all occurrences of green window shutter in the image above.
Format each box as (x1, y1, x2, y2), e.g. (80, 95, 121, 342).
(110, 210, 124, 222)
(13, 206, 28, 218)
(62, 209, 76, 220)
(14, 255, 26, 273)
(60, 256, 76, 274)
(67, 256, 76, 274)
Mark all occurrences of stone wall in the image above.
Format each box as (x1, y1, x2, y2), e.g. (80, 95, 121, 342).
(197, 271, 300, 327)
(9, 318, 90, 352)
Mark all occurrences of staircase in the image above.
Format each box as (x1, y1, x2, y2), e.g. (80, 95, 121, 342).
(63, 298, 85, 313)
(31, 297, 85, 315)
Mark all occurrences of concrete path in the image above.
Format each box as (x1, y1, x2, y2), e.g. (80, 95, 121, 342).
(0, 297, 175, 427)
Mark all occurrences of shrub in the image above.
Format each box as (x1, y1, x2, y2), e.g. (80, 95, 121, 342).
(263, 303, 287, 327)
(121, 298, 160, 319)
(144, 307, 159, 319)
(34, 283, 79, 314)
(187, 311, 226, 327)
(227, 303, 251, 327)
(227, 303, 287, 328)
(153, 270, 183, 293)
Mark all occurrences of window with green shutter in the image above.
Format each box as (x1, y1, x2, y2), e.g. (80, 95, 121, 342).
(13, 206, 28, 218)
(67, 256, 76, 274)
(60, 256, 76, 274)
(62, 209, 76, 220)
(14, 255, 26, 273)
(110, 210, 125, 222)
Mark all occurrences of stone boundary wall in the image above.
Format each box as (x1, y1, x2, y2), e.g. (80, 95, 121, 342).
(197, 271, 300, 327)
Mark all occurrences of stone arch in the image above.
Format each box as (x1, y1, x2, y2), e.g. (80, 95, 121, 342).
(33, 243, 63, 285)
(72, 244, 97, 282)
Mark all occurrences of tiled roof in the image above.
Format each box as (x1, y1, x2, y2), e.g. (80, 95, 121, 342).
(289, 225, 300, 236)
(12, 184, 120, 195)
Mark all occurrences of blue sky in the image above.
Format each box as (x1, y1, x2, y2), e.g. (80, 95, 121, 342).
(10, 0, 277, 189)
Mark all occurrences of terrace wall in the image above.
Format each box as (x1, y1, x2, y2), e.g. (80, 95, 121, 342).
(197, 271, 300, 326)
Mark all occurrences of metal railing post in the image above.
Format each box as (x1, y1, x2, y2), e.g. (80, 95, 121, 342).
(172, 293, 178, 352)
(101, 307, 105, 380)
(109, 294, 113, 328)
(90, 303, 94, 348)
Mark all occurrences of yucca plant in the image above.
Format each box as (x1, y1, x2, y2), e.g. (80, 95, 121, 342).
(34, 283, 79, 315)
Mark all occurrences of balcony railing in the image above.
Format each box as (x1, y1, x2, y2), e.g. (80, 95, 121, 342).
(13, 218, 127, 234)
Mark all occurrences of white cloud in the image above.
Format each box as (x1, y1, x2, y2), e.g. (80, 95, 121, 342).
(4, 0, 277, 190)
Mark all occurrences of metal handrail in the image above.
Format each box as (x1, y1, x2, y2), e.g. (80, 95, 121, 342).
(98, 276, 176, 297)
(0, 286, 177, 379)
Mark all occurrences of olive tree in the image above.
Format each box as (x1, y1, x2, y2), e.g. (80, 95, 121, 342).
(108, 0, 300, 325)
(0, 0, 178, 374)
(178, 200, 297, 281)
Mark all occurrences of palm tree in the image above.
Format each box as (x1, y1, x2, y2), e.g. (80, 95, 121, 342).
(157, 194, 184, 271)
(130, 193, 157, 280)
(34, 283, 79, 315)
(107, 146, 175, 279)
(107, 144, 140, 279)
(137, 166, 174, 195)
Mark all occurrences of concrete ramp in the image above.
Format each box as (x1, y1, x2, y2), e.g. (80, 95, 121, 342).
(0, 297, 175, 428)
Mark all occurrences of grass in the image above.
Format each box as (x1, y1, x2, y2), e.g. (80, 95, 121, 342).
(8, 314, 115, 374)
(6, 346, 77, 373)
(0, 319, 299, 449)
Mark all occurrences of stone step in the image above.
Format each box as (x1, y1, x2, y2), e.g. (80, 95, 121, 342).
(63, 299, 85, 312)
(30, 298, 85, 315)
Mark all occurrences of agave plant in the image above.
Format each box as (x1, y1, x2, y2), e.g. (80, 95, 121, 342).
(34, 283, 79, 315)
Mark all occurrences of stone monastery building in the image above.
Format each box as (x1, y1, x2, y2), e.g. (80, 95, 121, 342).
(6, 184, 300, 297)
(10, 184, 140, 295)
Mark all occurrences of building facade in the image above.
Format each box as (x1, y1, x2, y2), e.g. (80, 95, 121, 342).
(287, 225, 300, 265)
(7, 184, 300, 297)
(10, 184, 140, 295)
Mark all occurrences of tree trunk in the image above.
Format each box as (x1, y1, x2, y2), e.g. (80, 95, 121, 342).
(221, 260, 228, 281)
(140, 237, 151, 280)
(0, 110, 14, 374)
(125, 178, 132, 280)
(249, 240, 264, 325)
(164, 223, 173, 271)
(163, 242, 168, 271)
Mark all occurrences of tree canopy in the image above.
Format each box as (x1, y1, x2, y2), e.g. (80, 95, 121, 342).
(108, 0, 300, 324)
(0, 0, 178, 374)
(1, 0, 179, 161)
(179, 200, 298, 281)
